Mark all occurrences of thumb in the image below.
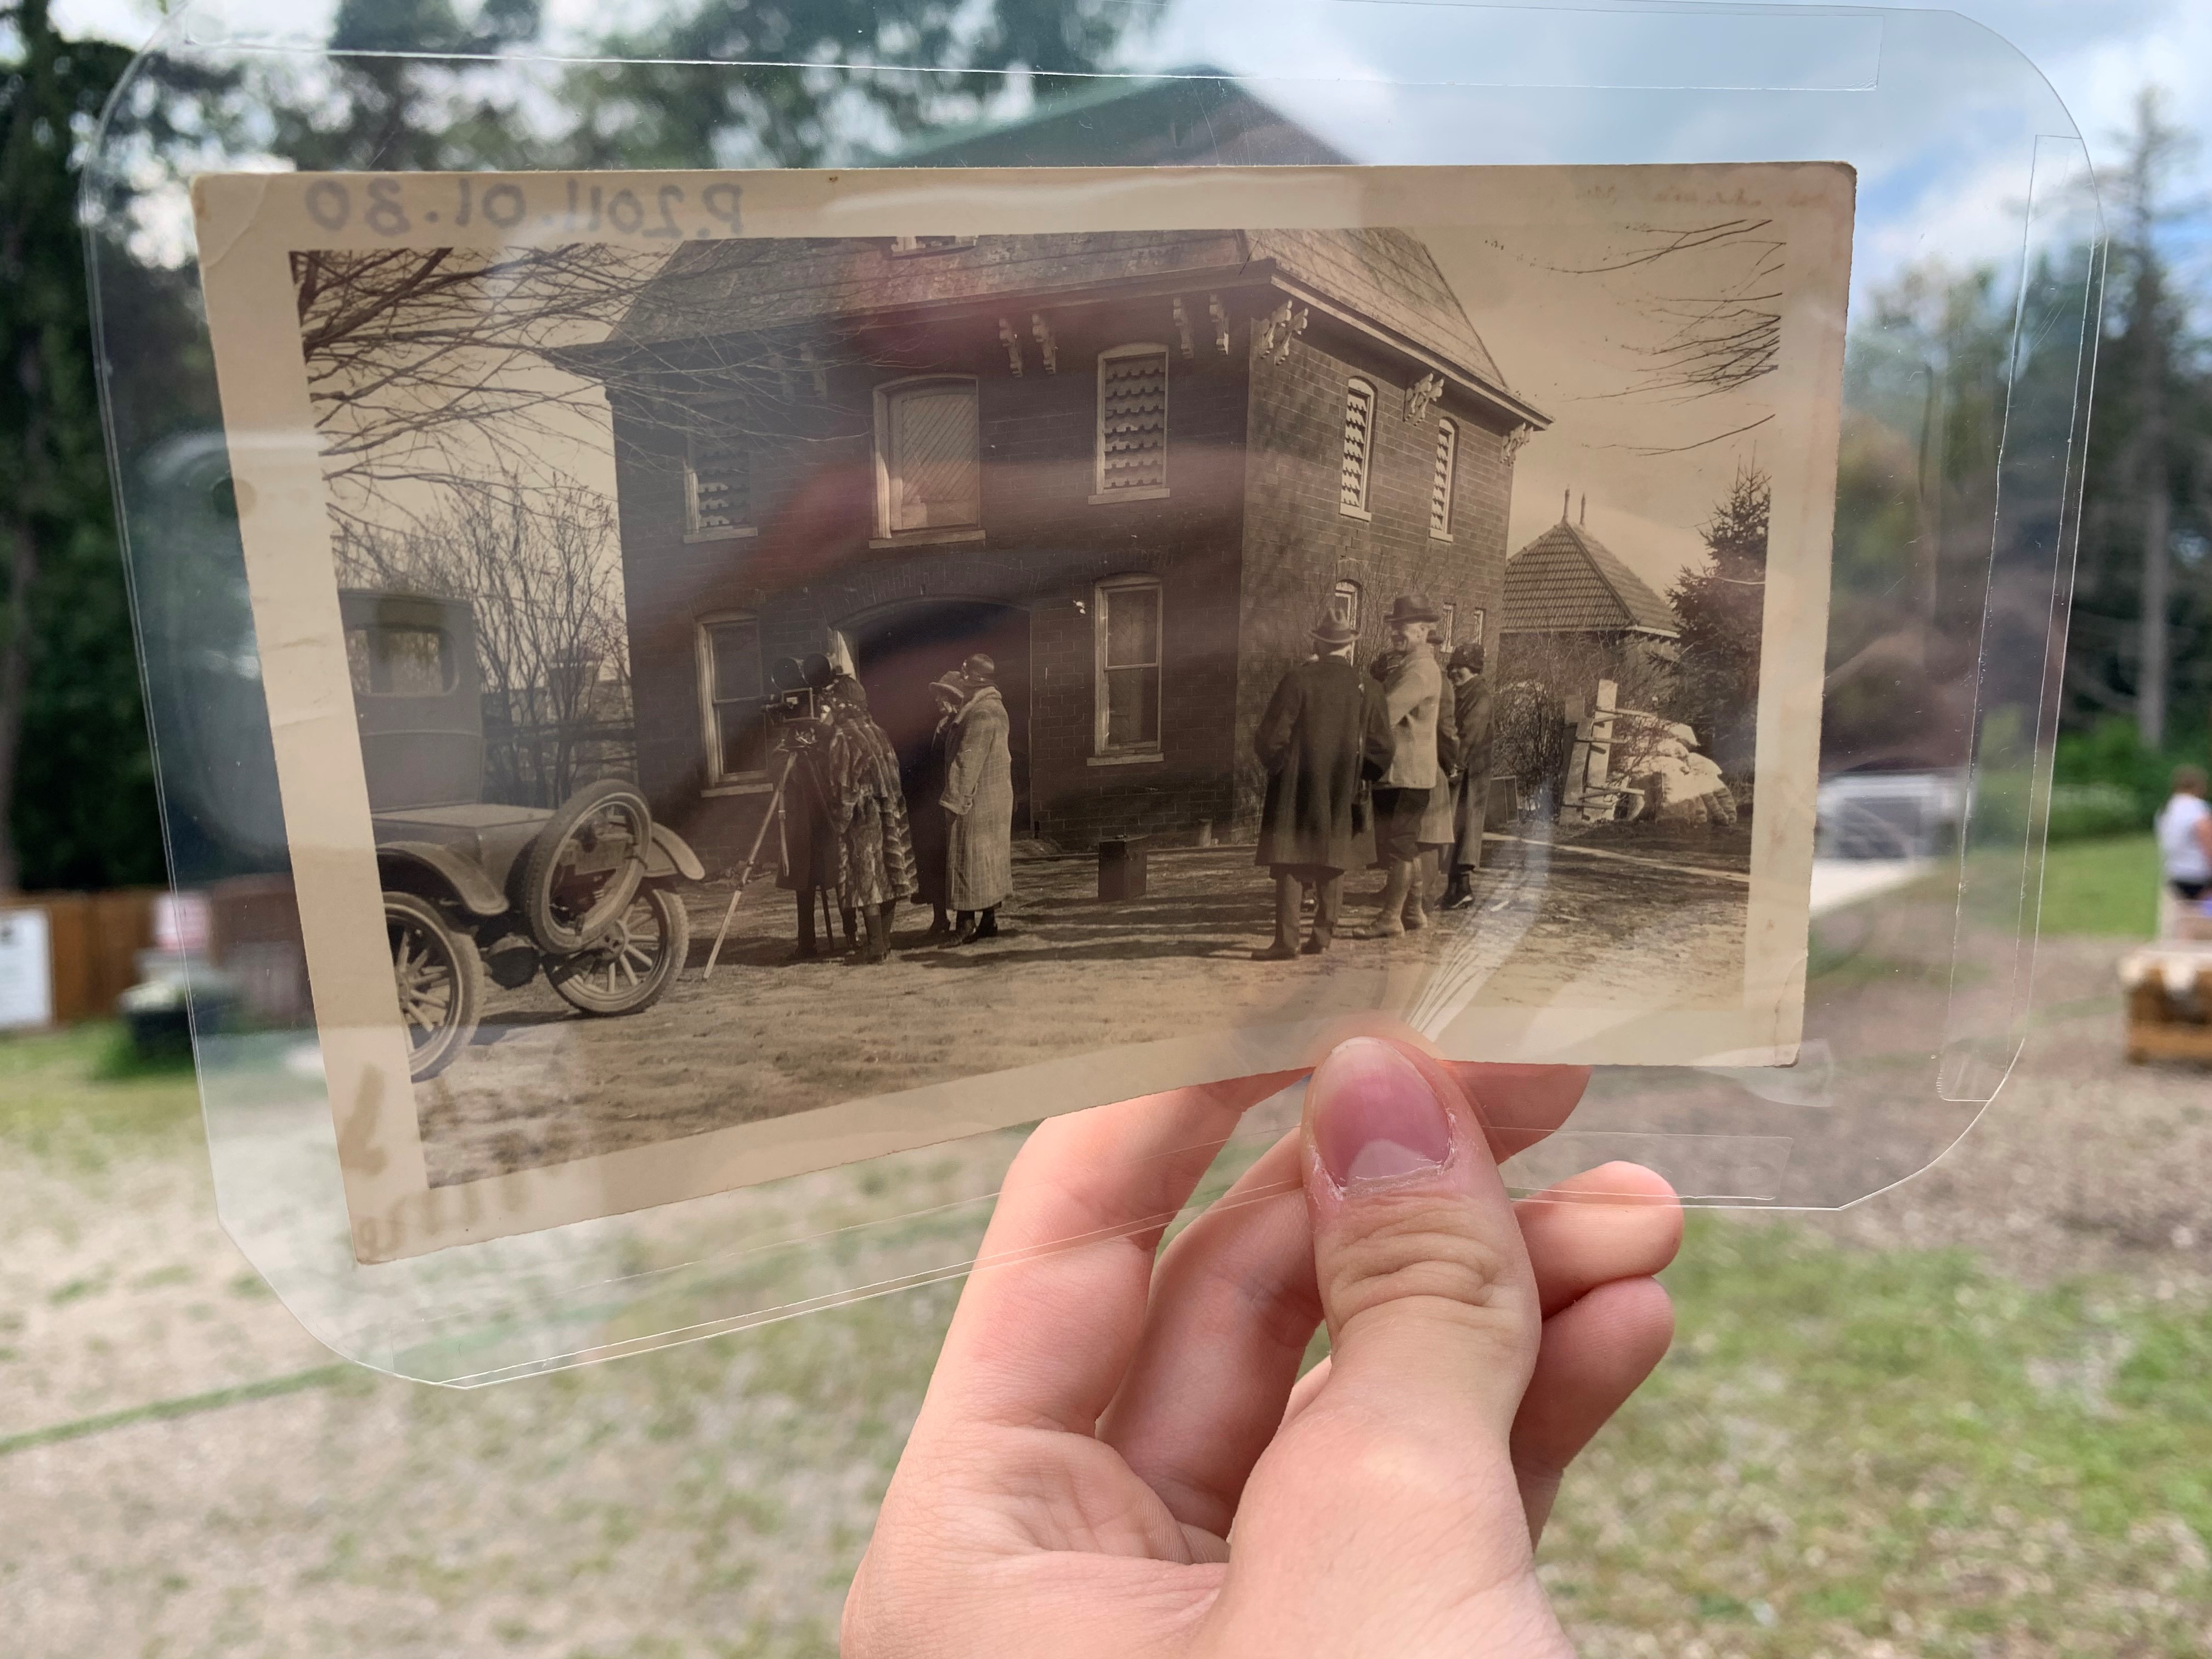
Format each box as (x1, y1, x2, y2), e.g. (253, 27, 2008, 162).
(1301, 1036, 1542, 1446)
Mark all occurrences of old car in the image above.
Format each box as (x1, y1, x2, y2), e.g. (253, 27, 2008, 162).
(345, 590, 703, 1080)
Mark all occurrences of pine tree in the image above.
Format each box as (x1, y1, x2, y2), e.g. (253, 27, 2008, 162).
(1668, 464, 1770, 779)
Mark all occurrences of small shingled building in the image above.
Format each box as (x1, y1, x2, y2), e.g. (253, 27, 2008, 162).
(1501, 502, 1681, 653)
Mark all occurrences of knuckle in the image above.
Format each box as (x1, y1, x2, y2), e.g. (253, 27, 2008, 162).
(1323, 1193, 1522, 1328)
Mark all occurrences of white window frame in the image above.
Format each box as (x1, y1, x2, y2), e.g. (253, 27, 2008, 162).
(1339, 379, 1376, 522)
(1330, 580, 1363, 635)
(1430, 418, 1458, 541)
(872, 375, 984, 544)
(1091, 574, 1166, 763)
(1092, 342, 1171, 504)
(696, 611, 770, 792)
(1440, 601, 1457, 650)
(684, 432, 755, 544)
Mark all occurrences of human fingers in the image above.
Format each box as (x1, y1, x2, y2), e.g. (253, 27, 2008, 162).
(916, 1072, 1296, 1438)
(1214, 1039, 1570, 1655)
(1515, 1162, 1683, 1317)
(1511, 1276, 1675, 1542)
(1098, 1128, 1318, 1541)
(1446, 1063, 1591, 1163)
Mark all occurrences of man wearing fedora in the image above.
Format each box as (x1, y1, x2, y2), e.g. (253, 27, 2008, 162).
(1364, 594, 1447, 938)
(1251, 612, 1394, 960)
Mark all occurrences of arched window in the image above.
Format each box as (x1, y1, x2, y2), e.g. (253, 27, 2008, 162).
(874, 377, 980, 537)
(1094, 343, 1170, 501)
(697, 611, 768, 785)
(1430, 419, 1458, 540)
(1094, 575, 1164, 756)
(1339, 379, 1375, 519)
(1330, 579, 1362, 634)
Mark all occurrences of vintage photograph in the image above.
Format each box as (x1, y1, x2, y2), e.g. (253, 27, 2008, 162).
(193, 163, 1850, 1257)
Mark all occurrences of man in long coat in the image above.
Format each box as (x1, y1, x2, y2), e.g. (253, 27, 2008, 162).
(941, 670, 1014, 944)
(1362, 594, 1446, 938)
(1441, 640, 1494, 911)
(1252, 614, 1394, 960)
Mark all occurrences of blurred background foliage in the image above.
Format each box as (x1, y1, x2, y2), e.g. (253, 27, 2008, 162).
(4, 0, 2211, 888)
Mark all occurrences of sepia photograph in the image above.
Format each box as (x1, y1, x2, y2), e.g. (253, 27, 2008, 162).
(193, 163, 1851, 1257)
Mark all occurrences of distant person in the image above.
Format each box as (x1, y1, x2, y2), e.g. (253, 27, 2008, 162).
(942, 670, 1014, 945)
(774, 656, 842, 962)
(1362, 595, 1445, 938)
(1441, 641, 1493, 911)
(910, 675, 967, 938)
(1252, 614, 1394, 960)
(2158, 764, 2212, 901)
(826, 680, 918, 964)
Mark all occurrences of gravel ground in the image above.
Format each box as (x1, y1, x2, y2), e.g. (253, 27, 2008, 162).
(3, 898, 2206, 1656)
(419, 837, 1751, 1186)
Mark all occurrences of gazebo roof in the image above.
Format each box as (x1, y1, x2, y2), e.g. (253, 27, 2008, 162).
(1502, 515, 1681, 639)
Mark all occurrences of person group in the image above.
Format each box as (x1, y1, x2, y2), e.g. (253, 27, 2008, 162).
(778, 652, 1015, 964)
(1252, 593, 1495, 960)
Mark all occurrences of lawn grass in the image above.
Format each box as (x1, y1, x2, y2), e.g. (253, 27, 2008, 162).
(1547, 1214, 2212, 1656)
(2035, 833, 2162, 939)
(0, 1020, 201, 1171)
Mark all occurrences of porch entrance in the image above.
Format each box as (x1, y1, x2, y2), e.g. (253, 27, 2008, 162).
(843, 600, 1031, 836)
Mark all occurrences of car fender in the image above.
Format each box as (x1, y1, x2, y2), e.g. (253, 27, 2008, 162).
(647, 824, 706, 883)
(377, 842, 510, 917)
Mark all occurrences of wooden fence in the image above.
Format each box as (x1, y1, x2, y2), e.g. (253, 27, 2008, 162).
(3, 889, 159, 1026)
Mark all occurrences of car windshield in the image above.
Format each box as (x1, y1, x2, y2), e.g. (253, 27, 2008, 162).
(347, 624, 456, 696)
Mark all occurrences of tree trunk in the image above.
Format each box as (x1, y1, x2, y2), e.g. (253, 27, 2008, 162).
(2136, 259, 2171, 752)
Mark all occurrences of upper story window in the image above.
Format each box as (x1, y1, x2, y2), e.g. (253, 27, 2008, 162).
(1430, 419, 1458, 540)
(698, 612, 768, 785)
(1094, 575, 1163, 755)
(1340, 379, 1375, 520)
(1094, 345, 1170, 501)
(1330, 580, 1362, 635)
(875, 377, 980, 537)
(889, 235, 976, 255)
(686, 435, 752, 540)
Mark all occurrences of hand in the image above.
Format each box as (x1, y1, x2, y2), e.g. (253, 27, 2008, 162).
(844, 1038, 1681, 1658)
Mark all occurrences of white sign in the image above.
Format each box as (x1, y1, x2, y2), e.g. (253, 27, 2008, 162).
(0, 909, 54, 1031)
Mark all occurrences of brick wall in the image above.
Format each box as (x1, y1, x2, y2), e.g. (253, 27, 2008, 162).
(1233, 319, 1518, 832)
(612, 292, 1254, 866)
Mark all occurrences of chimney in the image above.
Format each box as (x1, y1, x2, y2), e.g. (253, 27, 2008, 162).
(1562, 488, 1571, 522)
(1580, 493, 1587, 527)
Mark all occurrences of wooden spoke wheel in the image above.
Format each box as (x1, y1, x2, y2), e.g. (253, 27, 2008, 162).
(545, 886, 689, 1017)
(385, 891, 483, 1080)
(520, 778, 653, 955)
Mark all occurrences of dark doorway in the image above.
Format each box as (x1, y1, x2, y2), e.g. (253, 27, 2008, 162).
(844, 600, 1031, 835)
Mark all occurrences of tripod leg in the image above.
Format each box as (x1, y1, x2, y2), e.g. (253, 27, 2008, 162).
(703, 754, 794, 979)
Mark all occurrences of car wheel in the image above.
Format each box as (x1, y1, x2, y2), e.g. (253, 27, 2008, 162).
(385, 891, 483, 1080)
(545, 886, 690, 1017)
(518, 778, 652, 955)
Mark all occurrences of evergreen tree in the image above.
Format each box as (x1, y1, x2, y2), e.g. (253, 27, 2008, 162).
(1668, 464, 1770, 780)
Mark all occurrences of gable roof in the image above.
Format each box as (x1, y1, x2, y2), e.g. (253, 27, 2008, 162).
(603, 227, 1522, 414)
(1502, 518, 1680, 639)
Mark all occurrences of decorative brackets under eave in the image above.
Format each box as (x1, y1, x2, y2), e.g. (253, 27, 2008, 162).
(997, 317, 1023, 376)
(1407, 372, 1444, 421)
(1030, 312, 1057, 374)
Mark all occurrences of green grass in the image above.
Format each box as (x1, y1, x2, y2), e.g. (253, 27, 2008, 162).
(2034, 833, 2162, 939)
(0, 1020, 202, 1170)
(1545, 1215, 2212, 1655)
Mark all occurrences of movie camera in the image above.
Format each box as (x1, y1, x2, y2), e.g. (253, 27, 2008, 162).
(762, 653, 838, 743)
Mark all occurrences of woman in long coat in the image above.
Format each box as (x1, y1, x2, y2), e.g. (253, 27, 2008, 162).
(826, 682, 918, 963)
(909, 676, 964, 937)
(940, 677, 1014, 943)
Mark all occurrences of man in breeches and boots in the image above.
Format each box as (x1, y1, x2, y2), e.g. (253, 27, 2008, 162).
(774, 663, 842, 962)
(1441, 640, 1494, 912)
(1252, 612, 1394, 961)
(1363, 594, 1445, 939)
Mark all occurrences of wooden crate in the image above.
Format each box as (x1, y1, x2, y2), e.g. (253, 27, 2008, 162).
(2123, 951, 2212, 1065)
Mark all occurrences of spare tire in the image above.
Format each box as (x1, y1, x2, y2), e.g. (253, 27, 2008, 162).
(518, 778, 652, 955)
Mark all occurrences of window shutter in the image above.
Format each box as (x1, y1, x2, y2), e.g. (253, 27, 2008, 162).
(889, 385, 980, 530)
(1098, 349, 1168, 492)
(689, 442, 748, 535)
(1430, 420, 1457, 537)
(1341, 382, 1374, 511)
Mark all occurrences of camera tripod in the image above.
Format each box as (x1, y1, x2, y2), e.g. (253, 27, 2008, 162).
(701, 736, 841, 979)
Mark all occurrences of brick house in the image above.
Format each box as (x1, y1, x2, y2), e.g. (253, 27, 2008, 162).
(557, 228, 1548, 865)
(1500, 507, 1681, 661)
